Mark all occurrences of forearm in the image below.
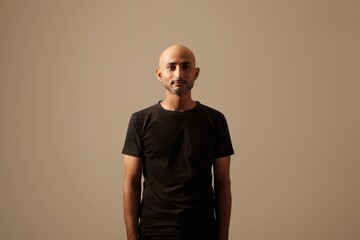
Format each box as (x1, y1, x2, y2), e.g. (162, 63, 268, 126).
(123, 179, 141, 240)
(215, 181, 232, 240)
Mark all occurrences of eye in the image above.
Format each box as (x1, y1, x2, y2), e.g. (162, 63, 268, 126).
(182, 65, 191, 70)
(167, 65, 176, 71)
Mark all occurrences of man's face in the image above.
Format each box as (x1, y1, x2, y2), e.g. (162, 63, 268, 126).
(156, 46, 199, 96)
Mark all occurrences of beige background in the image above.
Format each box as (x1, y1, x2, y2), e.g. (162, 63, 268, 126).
(1, 0, 359, 239)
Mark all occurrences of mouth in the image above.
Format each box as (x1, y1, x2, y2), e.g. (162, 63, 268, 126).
(171, 80, 187, 85)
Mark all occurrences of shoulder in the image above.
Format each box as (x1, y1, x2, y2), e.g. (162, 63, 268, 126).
(130, 103, 159, 119)
(197, 102, 226, 118)
(196, 102, 230, 130)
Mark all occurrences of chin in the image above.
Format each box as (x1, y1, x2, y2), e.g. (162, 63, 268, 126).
(171, 87, 188, 96)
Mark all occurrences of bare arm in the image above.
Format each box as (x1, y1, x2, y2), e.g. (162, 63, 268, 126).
(123, 155, 142, 240)
(214, 156, 232, 240)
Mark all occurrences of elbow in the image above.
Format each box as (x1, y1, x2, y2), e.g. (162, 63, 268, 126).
(214, 178, 231, 193)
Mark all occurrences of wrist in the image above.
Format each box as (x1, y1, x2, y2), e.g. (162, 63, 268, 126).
(126, 232, 138, 240)
(127, 236, 138, 240)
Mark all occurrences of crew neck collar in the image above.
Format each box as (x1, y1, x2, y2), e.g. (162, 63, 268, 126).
(157, 101, 200, 114)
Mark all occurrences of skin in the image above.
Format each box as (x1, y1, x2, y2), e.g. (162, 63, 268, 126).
(123, 44, 232, 240)
(155, 44, 200, 111)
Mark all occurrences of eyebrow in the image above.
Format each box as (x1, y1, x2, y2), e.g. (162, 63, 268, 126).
(166, 61, 192, 65)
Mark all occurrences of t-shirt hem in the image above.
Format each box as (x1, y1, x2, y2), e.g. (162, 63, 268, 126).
(122, 150, 143, 158)
(214, 152, 235, 159)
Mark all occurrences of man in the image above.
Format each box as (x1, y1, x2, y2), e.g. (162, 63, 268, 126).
(123, 44, 234, 240)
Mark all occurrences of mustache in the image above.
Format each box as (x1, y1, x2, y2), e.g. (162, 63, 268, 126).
(171, 79, 187, 84)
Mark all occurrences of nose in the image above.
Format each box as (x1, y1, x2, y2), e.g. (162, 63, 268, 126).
(174, 66, 184, 79)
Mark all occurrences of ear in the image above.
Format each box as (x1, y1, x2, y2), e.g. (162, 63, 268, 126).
(194, 67, 200, 80)
(155, 68, 162, 81)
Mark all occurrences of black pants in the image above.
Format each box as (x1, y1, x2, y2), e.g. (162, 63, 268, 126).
(140, 234, 217, 240)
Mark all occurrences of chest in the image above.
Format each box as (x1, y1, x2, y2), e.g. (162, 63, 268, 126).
(142, 115, 217, 157)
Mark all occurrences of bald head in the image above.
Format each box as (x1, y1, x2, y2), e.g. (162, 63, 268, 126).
(155, 44, 200, 96)
(158, 44, 197, 67)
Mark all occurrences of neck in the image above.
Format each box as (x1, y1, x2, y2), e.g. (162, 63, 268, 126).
(161, 93, 196, 112)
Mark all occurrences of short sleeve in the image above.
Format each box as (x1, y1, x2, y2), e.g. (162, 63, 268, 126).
(122, 114, 144, 158)
(213, 114, 234, 159)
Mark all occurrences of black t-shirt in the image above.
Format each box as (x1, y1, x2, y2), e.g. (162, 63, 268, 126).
(122, 101, 234, 235)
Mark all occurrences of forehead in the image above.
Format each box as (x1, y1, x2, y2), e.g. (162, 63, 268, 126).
(159, 47, 196, 66)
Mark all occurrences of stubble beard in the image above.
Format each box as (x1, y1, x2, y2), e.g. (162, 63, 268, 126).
(166, 80, 194, 96)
